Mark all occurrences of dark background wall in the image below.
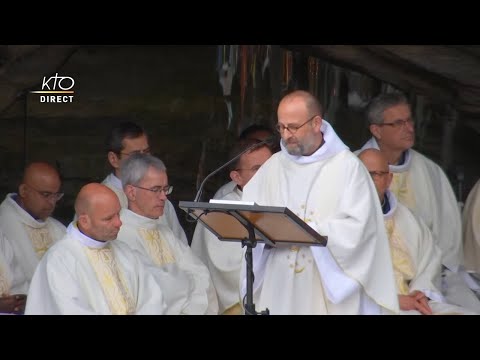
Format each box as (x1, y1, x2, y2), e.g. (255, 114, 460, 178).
(0, 45, 262, 240)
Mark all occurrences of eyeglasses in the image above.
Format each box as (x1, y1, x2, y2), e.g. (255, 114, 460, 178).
(369, 171, 389, 180)
(119, 148, 151, 157)
(234, 165, 262, 172)
(276, 115, 318, 134)
(378, 118, 414, 129)
(131, 184, 173, 195)
(25, 184, 64, 201)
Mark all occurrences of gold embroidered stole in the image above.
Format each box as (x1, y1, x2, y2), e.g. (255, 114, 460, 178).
(385, 218, 415, 295)
(0, 261, 10, 296)
(24, 226, 54, 259)
(84, 245, 135, 315)
(222, 303, 243, 315)
(138, 228, 176, 266)
(390, 172, 416, 210)
(286, 245, 311, 275)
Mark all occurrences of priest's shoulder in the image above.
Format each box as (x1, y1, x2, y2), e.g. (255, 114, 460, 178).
(343, 149, 368, 166)
(41, 238, 77, 265)
(410, 149, 445, 173)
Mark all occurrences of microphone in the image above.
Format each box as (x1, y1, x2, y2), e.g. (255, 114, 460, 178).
(194, 135, 278, 202)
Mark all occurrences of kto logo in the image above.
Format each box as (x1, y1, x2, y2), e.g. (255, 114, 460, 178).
(30, 73, 75, 103)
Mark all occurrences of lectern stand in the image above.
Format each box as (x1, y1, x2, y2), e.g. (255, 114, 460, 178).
(179, 201, 328, 315)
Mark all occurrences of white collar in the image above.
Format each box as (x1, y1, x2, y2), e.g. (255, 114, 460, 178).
(382, 190, 398, 220)
(5, 193, 48, 228)
(105, 173, 123, 190)
(67, 222, 110, 249)
(280, 119, 349, 165)
(120, 208, 162, 230)
(360, 137, 412, 173)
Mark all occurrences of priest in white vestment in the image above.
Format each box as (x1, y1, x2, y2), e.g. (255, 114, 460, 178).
(240, 90, 399, 315)
(102, 121, 188, 246)
(359, 148, 477, 315)
(0, 229, 28, 314)
(117, 153, 219, 314)
(191, 140, 273, 314)
(462, 178, 480, 276)
(25, 183, 168, 315)
(358, 92, 480, 312)
(0, 162, 66, 290)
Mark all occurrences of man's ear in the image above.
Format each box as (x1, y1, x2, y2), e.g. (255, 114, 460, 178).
(369, 124, 382, 140)
(230, 170, 241, 185)
(77, 213, 89, 228)
(314, 115, 323, 132)
(107, 151, 120, 169)
(386, 172, 393, 189)
(124, 184, 136, 202)
(18, 184, 27, 198)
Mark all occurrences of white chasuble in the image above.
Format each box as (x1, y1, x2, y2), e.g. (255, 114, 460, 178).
(0, 193, 65, 287)
(358, 138, 463, 272)
(462, 178, 480, 273)
(118, 209, 219, 314)
(25, 222, 167, 315)
(242, 120, 399, 315)
(383, 192, 477, 315)
(191, 186, 245, 314)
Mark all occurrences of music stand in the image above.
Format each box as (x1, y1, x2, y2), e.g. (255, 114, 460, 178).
(179, 201, 328, 315)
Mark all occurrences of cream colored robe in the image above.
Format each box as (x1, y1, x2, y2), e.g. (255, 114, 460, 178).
(359, 138, 462, 272)
(0, 229, 28, 298)
(102, 173, 188, 246)
(462, 178, 480, 273)
(0, 193, 66, 288)
(191, 185, 243, 314)
(25, 223, 168, 315)
(117, 208, 219, 314)
(383, 191, 476, 315)
(213, 180, 236, 200)
(358, 138, 480, 312)
(241, 120, 399, 315)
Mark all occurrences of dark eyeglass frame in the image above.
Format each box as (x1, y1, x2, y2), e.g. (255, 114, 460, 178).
(131, 184, 173, 195)
(276, 115, 319, 134)
(377, 118, 414, 129)
(25, 184, 64, 201)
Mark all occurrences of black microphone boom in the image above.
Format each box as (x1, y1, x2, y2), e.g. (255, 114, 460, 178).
(193, 136, 277, 202)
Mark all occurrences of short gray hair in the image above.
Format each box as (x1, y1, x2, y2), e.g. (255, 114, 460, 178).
(120, 153, 167, 188)
(366, 92, 409, 125)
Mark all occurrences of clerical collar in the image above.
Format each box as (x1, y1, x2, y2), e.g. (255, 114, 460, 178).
(11, 193, 45, 222)
(68, 222, 109, 249)
(359, 138, 412, 173)
(382, 190, 398, 220)
(280, 119, 349, 165)
(389, 148, 411, 172)
(381, 194, 391, 214)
